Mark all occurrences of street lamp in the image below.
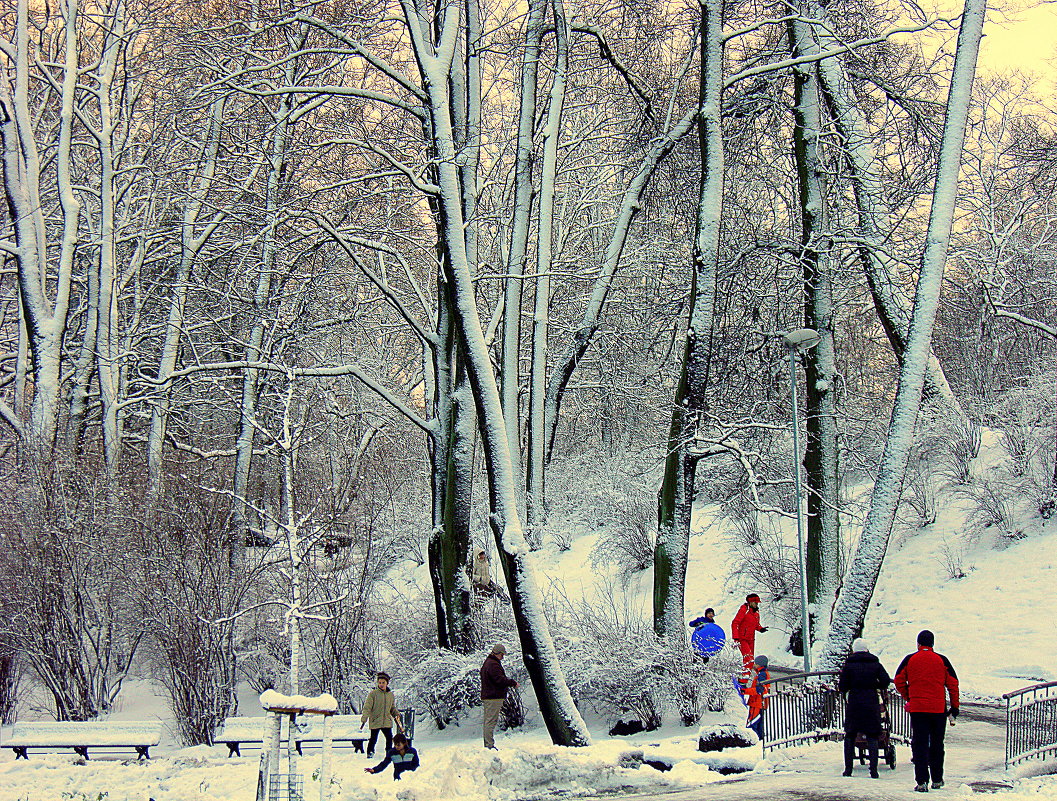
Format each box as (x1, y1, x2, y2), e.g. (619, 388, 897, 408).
(783, 328, 820, 672)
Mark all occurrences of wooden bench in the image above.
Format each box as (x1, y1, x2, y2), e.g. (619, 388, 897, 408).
(3, 721, 163, 760)
(215, 709, 416, 757)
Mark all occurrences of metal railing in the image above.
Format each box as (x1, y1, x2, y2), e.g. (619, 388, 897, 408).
(1004, 681, 1057, 769)
(761, 670, 911, 753)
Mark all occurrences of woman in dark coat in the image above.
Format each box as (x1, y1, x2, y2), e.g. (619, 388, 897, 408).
(838, 638, 891, 778)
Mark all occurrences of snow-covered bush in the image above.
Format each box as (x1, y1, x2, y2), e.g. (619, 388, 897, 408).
(0, 458, 146, 721)
(546, 452, 660, 578)
(402, 648, 487, 729)
(957, 478, 1023, 542)
(937, 414, 982, 487)
(0, 650, 21, 725)
(548, 581, 732, 728)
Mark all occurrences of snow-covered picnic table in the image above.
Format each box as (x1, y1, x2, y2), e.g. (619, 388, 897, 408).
(214, 709, 416, 757)
(3, 720, 163, 760)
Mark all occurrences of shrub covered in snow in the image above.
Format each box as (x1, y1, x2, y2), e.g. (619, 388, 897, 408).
(698, 722, 758, 751)
(549, 582, 735, 728)
(402, 648, 488, 729)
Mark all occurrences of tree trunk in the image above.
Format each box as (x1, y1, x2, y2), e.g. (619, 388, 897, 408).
(655, 0, 724, 639)
(789, 15, 841, 621)
(526, 0, 568, 545)
(403, 0, 590, 745)
(1, 0, 78, 451)
(819, 0, 986, 668)
(812, 6, 963, 417)
(499, 0, 547, 473)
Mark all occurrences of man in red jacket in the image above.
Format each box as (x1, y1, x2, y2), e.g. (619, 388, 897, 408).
(732, 593, 767, 684)
(894, 630, 960, 793)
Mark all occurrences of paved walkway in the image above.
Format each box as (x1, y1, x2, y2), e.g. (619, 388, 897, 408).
(597, 713, 1009, 801)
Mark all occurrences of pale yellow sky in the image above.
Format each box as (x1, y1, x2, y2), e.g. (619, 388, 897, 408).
(978, 0, 1056, 74)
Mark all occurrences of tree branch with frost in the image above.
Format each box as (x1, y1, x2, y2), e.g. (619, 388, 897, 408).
(309, 214, 438, 345)
(724, 22, 938, 88)
(150, 360, 436, 436)
(570, 23, 653, 119)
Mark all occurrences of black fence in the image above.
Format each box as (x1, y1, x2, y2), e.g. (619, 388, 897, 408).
(1004, 681, 1057, 769)
(761, 670, 911, 753)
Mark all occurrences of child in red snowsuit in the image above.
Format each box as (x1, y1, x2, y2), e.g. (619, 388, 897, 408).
(745, 654, 770, 737)
(732, 593, 768, 684)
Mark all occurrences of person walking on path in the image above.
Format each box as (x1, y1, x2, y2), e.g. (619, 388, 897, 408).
(894, 630, 960, 793)
(364, 732, 419, 780)
(481, 643, 518, 749)
(839, 638, 892, 779)
(732, 594, 767, 684)
(745, 654, 770, 738)
(689, 608, 726, 663)
(360, 672, 403, 758)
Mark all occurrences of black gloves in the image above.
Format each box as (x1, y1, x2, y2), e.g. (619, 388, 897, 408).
(949, 707, 959, 719)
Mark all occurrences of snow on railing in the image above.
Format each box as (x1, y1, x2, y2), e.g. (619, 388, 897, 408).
(1003, 681, 1057, 769)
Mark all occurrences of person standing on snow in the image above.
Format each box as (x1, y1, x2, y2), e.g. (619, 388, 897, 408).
(839, 638, 891, 779)
(744, 654, 770, 738)
(481, 643, 518, 750)
(689, 608, 726, 663)
(894, 630, 960, 793)
(359, 672, 404, 758)
(732, 594, 767, 683)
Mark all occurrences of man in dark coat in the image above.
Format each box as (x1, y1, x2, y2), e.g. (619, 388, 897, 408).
(481, 643, 518, 749)
(895, 629, 960, 792)
(839, 638, 891, 778)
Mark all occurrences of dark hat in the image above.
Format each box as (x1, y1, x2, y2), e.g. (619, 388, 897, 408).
(704, 607, 715, 617)
(917, 630, 935, 648)
(754, 655, 769, 667)
(746, 593, 761, 603)
(377, 671, 391, 682)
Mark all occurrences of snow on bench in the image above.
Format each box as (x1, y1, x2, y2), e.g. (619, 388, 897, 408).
(214, 709, 416, 757)
(3, 720, 163, 760)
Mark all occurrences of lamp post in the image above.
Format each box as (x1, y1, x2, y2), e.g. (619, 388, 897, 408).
(783, 328, 820, 672)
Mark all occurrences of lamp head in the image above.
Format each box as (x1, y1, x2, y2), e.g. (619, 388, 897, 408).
(782, 328, 820, 351)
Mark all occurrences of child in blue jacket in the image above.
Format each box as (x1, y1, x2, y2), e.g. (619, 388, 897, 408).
(364, 733, 419, 780)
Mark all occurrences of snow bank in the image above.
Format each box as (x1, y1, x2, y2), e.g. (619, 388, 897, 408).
(0, 735, 737, 801)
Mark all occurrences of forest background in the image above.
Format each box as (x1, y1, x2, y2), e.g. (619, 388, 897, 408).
(0, 0, 1054, 749)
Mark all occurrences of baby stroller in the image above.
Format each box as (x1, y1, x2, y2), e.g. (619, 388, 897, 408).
(854, 691, 897, 770)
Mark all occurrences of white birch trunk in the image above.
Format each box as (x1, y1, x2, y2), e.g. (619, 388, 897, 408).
(819, 0, 987, 668)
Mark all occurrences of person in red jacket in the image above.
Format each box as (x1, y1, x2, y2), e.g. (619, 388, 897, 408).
(731, 594, 767, 684)
(894, 630, 960, 793)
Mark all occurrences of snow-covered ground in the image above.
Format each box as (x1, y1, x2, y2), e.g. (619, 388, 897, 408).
(2, 433, 1056, 800)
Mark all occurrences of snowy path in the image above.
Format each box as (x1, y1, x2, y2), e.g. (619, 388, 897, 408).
(600, 716, 1007, 801)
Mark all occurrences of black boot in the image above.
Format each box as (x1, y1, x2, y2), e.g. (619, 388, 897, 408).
(867, 736, 880, 778)
(843, 733, 856, 777)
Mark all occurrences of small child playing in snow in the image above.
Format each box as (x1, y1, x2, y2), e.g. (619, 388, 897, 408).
(364, 733, 419, 780)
